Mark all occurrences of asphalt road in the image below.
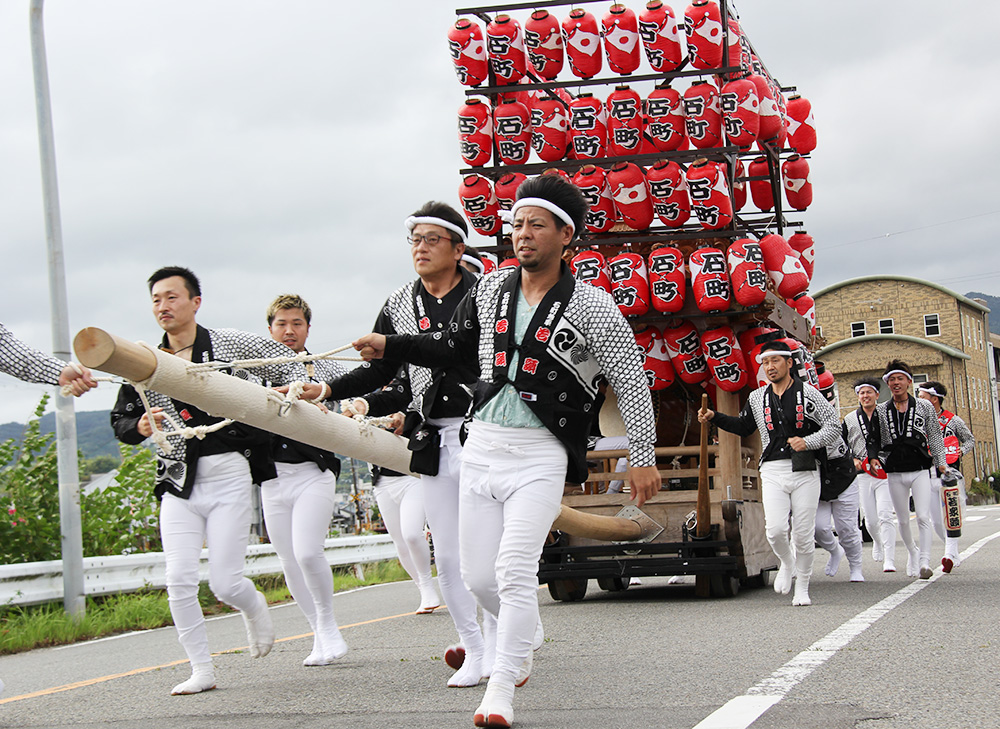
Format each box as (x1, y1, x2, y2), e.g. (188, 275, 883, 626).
(2, 506, 999, 729)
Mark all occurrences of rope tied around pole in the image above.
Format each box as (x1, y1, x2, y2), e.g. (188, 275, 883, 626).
(184, 343, 362, 375)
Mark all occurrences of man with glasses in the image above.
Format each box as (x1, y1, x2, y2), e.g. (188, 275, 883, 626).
(300, 201, 491, 688)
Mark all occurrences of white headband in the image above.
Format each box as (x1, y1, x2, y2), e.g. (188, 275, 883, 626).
(405, 215, 468, 244)
(917, 385, 943, 398)
(507, 197, 576, 236)
(755, 350, 794, 364)
(855, 384, 879, 395)
(882, 369, 912, 382)
(461, 253, 485, 274)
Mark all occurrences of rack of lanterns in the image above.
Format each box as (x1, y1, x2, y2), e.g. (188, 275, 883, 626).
(448, 0, 824, 398)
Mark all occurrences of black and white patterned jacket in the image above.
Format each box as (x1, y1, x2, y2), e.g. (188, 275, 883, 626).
(111, 325, 308, 499)
(384, 266, 656, 482)
(271, 356, 347, 476)
(0, 322, 65, 385)
(867, 396, 946, 472)
(844, 408, 876, 461)
(712, 381, 841, 465)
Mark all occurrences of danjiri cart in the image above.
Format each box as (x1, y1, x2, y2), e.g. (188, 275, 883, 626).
(447, 0, 823, 598)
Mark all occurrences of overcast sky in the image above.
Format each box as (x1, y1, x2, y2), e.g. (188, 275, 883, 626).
(1, 0, 999, 425)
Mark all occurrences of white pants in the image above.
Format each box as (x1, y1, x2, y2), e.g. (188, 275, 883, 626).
(815, 481, 863, 570)
(459, 421, 567, 684)
(857, 472, 897, 558)
(160, 452, 262, 666)
(760, 460, 820, 580)
(886, 469, 934, 569)
(422, 418, 482, 651)
(260, 461, 337, 634)
(374, 474, 433, 586)
(929, 474, 966, 560)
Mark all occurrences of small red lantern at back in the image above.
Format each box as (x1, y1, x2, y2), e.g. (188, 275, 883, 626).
(646, 159, 690, 227)
(648, 246, 686, 313)
(495, 172, 527, 211)
(568, 93, 608, 160)
(608, 252, 651, 317)
(689, 247, 730, 313)
(562, 8, 603, 79)
(458, 98, 492, 168)
(458, 174, 502, 236)
(524, 10, 564, 80)
(603, 4, 641, 75)
(786, 94, 817, 154)
(528, 96, 569, 163)
(702, 325, 748, 392)
(572, 165, 618, 233)
(635, 326, 676, 390)
(638, 1, 684, 73)
(645, 84, 688, 152)
(486, 15, 526, 86)
(686, 158, 733, 230)
(663, 320, 709, 384)
(683, 0, 724, 70)
(759, 233, 809, 298)
(782, 154, 813, 211)
(608, 162, 654, 229)
(494, 100, 532, 165)
(787, 231, 816, 281)
(607, 86, 645, 157)
(720, 75, 759, 148)
(728, 238, 767, 307)
(683, 80, 723, 149)
(570, 249, 613, 294)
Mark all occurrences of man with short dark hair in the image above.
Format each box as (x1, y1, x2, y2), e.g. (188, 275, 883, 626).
(352, 175, 659, 727)
(867, 360, 946, 580)
(844, 377, 897, 571)
(700, 339, 841, 607)
(916, 380, 973, 572)
(111, 266, 308, 695)
(299, 201, 488, 689)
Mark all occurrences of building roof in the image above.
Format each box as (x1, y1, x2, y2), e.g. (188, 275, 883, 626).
(813, 275, 991, 314)
(815, 333, 972, 360)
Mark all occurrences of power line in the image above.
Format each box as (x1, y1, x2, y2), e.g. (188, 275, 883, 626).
(822, 209, 1000, 251)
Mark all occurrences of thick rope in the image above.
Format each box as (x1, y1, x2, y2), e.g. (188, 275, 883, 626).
(185, 343, 362, 374)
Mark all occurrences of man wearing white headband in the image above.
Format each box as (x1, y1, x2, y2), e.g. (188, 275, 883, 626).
(700, 340, 841, 607)
(351, 174, 659, 728)
(297, 200, 487, 688)
(917, 381, 974, 572)
(867, 360, 947, 580)
(844, 377, 898, 571)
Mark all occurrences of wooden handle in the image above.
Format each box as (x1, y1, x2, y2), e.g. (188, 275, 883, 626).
(551, 504, 642, 541)
(73, 327, 158, 381)
(696, 393, 711, 538)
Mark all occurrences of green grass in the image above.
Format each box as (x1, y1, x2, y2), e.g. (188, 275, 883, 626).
(0, 559, 413, 656)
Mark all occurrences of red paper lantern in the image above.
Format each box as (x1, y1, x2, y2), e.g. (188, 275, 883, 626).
(494, 100, 532, 165)
(749, 74, 782, 145)
(683, 0, 724, 70)
(639, 1, 684, 73)
(748, 156, 774, 211)
(568, 93, 608, 160)
(562, 9, 603, 79)
(608, 162, 654, 229)
(447, 19, 489, 87)
(648, 246, 686, 313)
(457, 98, 492, 167)
(486, 15, 526, 86)
(743, 328, 783, 387)
(607, 86, 645, 157)
(725, 17, 749, 72)
(602, 4, 641, 75)
(730, 157, 747, 211)
(788, 292, 816, 333)
(495, 172, 527, 210)
(759, 233, 809, 298)
(608, 252, 651, 317)
(737, 325, 778, 359)
(720, 75, 759, 148)
(480, 251, 498, 274)
(663, 320, 709, 384)
(572, 165, 618, 233)
(570, 249, 613, 294)
(787, 231, 816, 280)
(645, 85, 688, 152)
(686, 158, 733, 230)
(541, 167, 572, 182)
(689, 247, 730, 313)
(727, 238, 767, 306)
(782, 154, 813, 211)
(458, 174, 502, 236)
(635, 325, 676, 390)
(528, 96, 569, 163)
(524, 10, 564, 80)
(499, 257, 520, 269)
(786, 94, 817, 154)
(702, 325, 748, 391)
(683, 80, 723, 149)
(646, 159, 690, 227)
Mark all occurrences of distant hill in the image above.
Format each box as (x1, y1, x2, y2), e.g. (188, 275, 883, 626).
(965, 292, 1000, 334)
(0, 410, 119, 460)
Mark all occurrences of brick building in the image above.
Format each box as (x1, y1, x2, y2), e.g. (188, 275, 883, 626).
(813, 275, 998, 483)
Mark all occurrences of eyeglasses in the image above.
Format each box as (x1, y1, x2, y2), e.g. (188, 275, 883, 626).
(407, 233, 450, 246)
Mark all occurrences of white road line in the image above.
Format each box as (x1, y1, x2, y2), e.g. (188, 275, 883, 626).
(691, 529, 1000, 729)
(965, 516, 987, 522)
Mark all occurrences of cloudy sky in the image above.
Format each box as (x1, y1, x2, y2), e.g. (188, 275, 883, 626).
(1, 0, 998, 425)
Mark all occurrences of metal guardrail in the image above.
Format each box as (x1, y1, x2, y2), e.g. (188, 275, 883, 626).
(0, 534, 398, 607)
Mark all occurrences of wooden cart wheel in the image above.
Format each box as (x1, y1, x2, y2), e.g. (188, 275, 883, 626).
(548, 578, 588, 602)
(709, 574, 741, 598)
(597, 576, 630, 592)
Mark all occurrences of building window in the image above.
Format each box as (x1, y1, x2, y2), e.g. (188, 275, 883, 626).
(879, 318, 894, 334)
(924, 313, 940, 337)
(815, 325, 823, 337)
(850, 321, 866, 337)
(913, 374, 928, 386)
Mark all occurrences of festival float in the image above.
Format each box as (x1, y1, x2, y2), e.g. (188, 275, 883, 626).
(449, 0, 824, 598)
